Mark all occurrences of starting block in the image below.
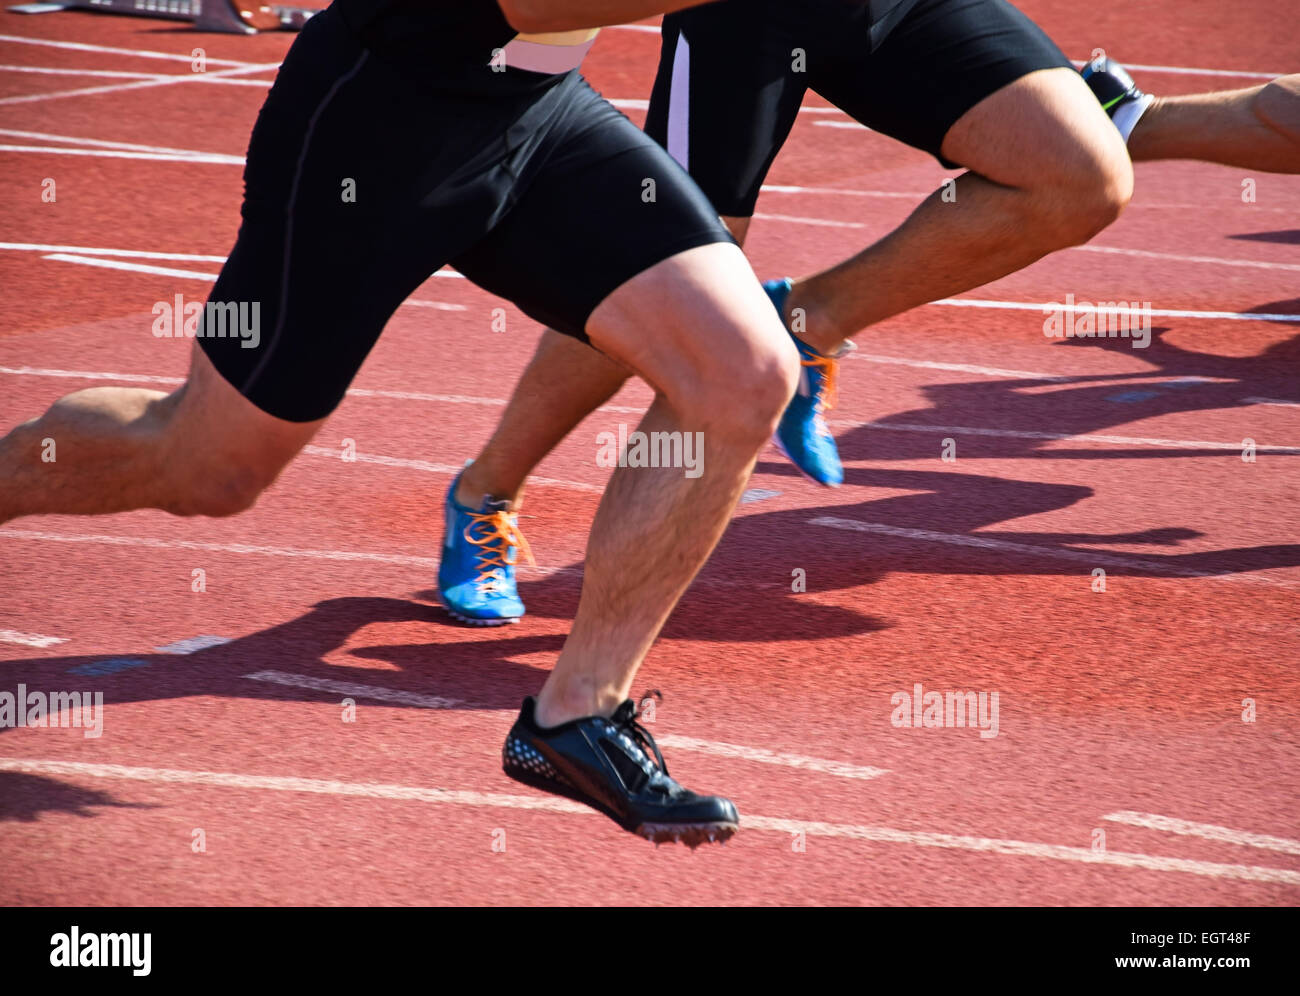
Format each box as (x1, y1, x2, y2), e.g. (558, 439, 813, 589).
(9, 0, 317, 34)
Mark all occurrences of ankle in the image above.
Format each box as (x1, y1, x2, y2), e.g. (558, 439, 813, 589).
(785, 281, 849, 355)
(534, 678, 624, 728)
(455, 462, 521, 510)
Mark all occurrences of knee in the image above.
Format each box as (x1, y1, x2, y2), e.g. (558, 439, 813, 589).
(1255, 75, 1300, 144)
(1024, 141, 1134, 248)
(679, 334, 799, 445)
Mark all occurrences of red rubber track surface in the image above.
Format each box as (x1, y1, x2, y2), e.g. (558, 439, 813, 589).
(0, 2, 1298, 906)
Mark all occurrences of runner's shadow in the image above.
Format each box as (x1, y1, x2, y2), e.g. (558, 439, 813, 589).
(725, 465, 1300, 587)
(1229, 229, 1300, 245)
(0, 596, 565, 731)
(0, 772, 155, 822)
(781, 316, 1300, 468)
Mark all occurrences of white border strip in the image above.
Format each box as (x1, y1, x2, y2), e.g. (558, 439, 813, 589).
(0, 628, 67, 649)
(1104, 811, 1300, 856)
(1, 756, 1294, 885)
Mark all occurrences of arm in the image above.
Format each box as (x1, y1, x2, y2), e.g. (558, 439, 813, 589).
(498, 0, 717, 34)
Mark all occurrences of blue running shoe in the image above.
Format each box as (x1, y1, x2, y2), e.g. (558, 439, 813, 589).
(764, 278, 845, 487)
(438, 473, 533, 626)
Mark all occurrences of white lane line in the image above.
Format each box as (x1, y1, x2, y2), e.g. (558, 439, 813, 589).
(0, 527, 445, 569)
(34, 258, 465, 312)
(0, 366, 643, 417)
(245, 670, 462, 710)
(0, 629, 67, 649)
(1103, 811, 1300, 856)
(810, 516, 1297, 586)
(0, 756, 589, 813)
(299, 445, 604, 493)
(754, 211, 1300, 277)
(3, 364, 1294, 454)
(3, 144, 242, 164)
(931, 297, 1300, 324)
(0, 33, 253, 67)
(2, 756, 1295, 885)
(0, 64, 165, 80)
(761, 184, 930, 199)
(845, 352, 1069, 382)
(43, 252, 221, 280)
(240, 671, 885, 781)
(1072, 59, 1280, 81)
(0, 127, 235, 158)
(655, 735, 887, 781)
(754, 210, 866, 228)
(0, 60, 281, 106)
(0, 365, 183, 385)
(0, 242, 228, 261)
(1074, 243, 1300, 273)
(8, 242, 1297, 319)
(402, 300, 468, 312)
(0, 527, 572, 580)
(0, 528, 762, 589)
(829, 418, 1300, 454)
(740, 813, 1300, 885)
(346, 386, 643, 415)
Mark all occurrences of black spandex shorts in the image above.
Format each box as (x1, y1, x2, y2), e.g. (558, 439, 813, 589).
(198, 6, 732, 423)
(644, 0, 1074, 218)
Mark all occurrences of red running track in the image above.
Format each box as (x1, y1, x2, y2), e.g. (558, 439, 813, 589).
(0, 2, 1298, 905)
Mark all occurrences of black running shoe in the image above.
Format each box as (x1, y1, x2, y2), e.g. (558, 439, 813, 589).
(502, 696, 739, 847)
(1080, 54, 1155, 139)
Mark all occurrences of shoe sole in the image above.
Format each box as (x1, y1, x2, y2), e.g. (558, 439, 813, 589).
(503, 764, 737, 849)
(437, 592, 523, 627)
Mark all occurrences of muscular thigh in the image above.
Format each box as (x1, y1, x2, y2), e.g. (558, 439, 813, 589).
(810, 0, 1077, 169)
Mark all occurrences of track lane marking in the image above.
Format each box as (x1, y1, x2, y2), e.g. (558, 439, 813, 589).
(1, 757, 1294, 885)
(1103, 811, 1300, 856)
(0, 629, 67, 649)
(241, 671, 887, 781)
(810, 516, 1299, 587)
(0, 127, 237, 157)
(3, 366, 1295, 453)
(0, 60, 281, 106)
(0, 33, 254, 66)
(829, 418, 1300, 454)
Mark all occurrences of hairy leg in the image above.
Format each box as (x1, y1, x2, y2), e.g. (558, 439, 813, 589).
(0, 345, 322, 524)
(532, 242, 797, 726)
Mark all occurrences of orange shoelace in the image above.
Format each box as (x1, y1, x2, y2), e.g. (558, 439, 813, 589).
(464, 509, 535, 593)
(802, 352, 839, 413)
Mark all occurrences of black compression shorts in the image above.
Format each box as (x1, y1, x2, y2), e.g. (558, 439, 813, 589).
(644, 0, 1074, 218)
(197, 5, 733, 423)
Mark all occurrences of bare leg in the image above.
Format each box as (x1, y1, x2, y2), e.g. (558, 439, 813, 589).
(531, 243, 797, 726)
(456, 331, 630, 511)
(0, 345, 323, 524)
(785, 67, 1134, 353)
(1127, 74, 1300, 173)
